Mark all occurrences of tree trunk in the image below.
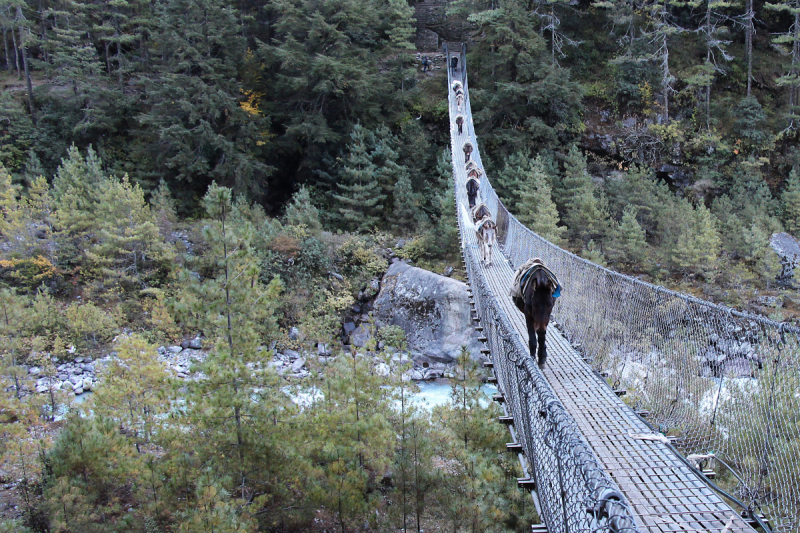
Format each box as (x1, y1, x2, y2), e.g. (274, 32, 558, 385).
(746, 0, 754, 97)
(10, 23, 20, 78)
(19, 25, 35, 124)
(3, 27, 9, 71)
(104, 40, 111, 74)
(792, 10, 799, 127)
(662, 32, 670, 123)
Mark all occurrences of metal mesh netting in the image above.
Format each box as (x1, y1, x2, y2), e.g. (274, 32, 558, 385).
(446, 44, 640, 533)
(465, 73, 800, 533)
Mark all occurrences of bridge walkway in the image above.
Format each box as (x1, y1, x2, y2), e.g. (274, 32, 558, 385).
(446, 61, 756, 533)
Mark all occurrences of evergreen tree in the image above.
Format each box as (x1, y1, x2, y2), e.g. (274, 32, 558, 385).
(495, 151, 534, 211)
(308, 350, 394, 533)
(51, 144, 104, 245)
(334, 125, 386, 232)
(732, 97, 774, 154)
(285, 186, 323, 235)
(89, 175, 174, 290)
(609, 206, 649, 267)
(149, 179, 178, 240)
(766, 0, 800, 130)
(672, 204, 721, 278)
(91, 334, 173, 447)
(782, 167, 800, 235)
(517, 157, 567, 245)
(391, 172, 418, 233)
(688, 0, 733, 127)
(561, 146, 611, 247)
(137, 0, 271, 197)
(174, 183, 297, 514)
(464, 0, 583, 157)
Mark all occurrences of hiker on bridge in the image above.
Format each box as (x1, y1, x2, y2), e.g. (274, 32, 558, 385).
(450, 55, 458, 75)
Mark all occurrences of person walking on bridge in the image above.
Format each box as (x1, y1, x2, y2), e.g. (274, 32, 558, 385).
(450, 55, 458, 76)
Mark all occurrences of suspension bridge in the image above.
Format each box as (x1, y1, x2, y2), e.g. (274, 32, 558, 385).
(444, 44, 800, 533)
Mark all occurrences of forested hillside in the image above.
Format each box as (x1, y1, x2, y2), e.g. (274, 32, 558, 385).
(2, 0, 799, 306)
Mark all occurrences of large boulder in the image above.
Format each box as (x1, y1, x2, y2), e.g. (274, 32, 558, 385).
(770, 232, 800, 281)
(373, 262, 482, 364)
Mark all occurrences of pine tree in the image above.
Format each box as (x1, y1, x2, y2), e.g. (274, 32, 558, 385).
(149, 179, 178, 239)
(462, 0, 583, 156)
(89, 174, 173, 290)
(91, 334, 173, 447)
(561, 146, 611, 247)
(175, 183, 294, 506)
(610, 206, 649, 267)
(51, 145, 104, 253)
(308, 350, 395, 533)
(391, 172, 418, 233)
(334, 125, 386, 232)
(782, 167, 800, 235)
(517, 157, 567, 245)
(22, 149, 44, 185)
(672, 204, 721, 278)
(285, 186, 323, 235)
(137, 0, 271, 196)
(766, 0, 800, 130)
(496, 151, 534, 211)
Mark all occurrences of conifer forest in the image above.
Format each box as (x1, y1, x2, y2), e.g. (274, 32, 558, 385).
(0, 0, 799, 529)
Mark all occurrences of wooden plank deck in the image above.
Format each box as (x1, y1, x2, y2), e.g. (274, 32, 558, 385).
(446, 64, 755, 533)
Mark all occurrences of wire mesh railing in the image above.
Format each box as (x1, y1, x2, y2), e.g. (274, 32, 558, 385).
(446, 44, 640, 533)
(464, 67, 800, 533)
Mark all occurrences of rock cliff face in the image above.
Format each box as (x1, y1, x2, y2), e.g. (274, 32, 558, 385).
(770, 232, 800, 281)
(373, 262, 482, 366)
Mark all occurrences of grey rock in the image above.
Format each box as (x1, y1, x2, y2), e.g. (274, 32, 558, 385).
(317, 343, 329, 356)
(288, 327, 301, 341)
(410, 369, 425, 381)
(755, 296, 782, 308)
(770, 232, 800, 280)
(351, 303, 362, 314)
(82, 377, 93, 391)
(74, 357, 84, 364)
(168, 346, 183, 354)
(291, 358, 306, 373)
(283, 349, 300, 360)
(350, 325, 372, 348)
(343, 322, 356, 336)
(396, 239, 407, 249)
(180, 340, 191, 350)
(391, 257, 400, 264)
(375, 362, 391, 376)
(188, 337, 203, 349)
(28, 367, 41, 376)
(621, 117, 637, 128)
(361, 279, 380, 301)
(424, 368, 443, 380)
(157, 346, 167, 355)
(69, 375, 82, 385)
(58, 373, 68, 381)
(328, 271, 344, 282)
(57, 364, 67, 371)
(373, 262, 483, 362)
(443, 266, 454, 277)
